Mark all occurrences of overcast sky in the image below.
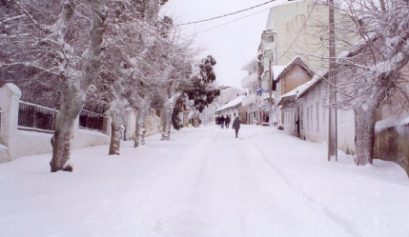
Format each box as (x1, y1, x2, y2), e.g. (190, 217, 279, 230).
(162, 0, 271, 89)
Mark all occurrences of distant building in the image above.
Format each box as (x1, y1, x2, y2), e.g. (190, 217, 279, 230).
(240, 58, 261, 124)
(215, 95, 246, 123)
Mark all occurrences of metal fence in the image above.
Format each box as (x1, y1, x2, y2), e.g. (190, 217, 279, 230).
(18, 101, 58, 133)
(79, 109, 108, 134)
(17, 101, 108, 134)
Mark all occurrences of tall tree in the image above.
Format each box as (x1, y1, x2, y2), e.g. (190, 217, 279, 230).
(0, 0, 108, 172)
(180, 55, 220, 128)
(336, 0, 409, 165)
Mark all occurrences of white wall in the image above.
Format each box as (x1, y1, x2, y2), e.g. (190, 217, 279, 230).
(283, 106, 298, 136)
(298, 81, 355, 153)
(0, 83, 21, 161)
(0, 83, 111, 162)
(337, 109, 356, 154)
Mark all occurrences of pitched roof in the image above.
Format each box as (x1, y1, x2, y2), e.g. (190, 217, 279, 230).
(216, 95, 246, 113)
(278, 72, 324, 106)
(296, 69, 328, 99)
(274, 57, 314, 82)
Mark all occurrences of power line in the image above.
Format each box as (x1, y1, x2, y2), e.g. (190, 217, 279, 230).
(197, 7, 271, 35)
(177, 0, 276, 26)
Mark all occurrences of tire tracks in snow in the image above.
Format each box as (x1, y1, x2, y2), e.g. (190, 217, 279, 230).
(249, 141, 363, 237)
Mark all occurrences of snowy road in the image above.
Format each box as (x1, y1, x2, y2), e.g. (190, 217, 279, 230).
(1, 125, 409, 237)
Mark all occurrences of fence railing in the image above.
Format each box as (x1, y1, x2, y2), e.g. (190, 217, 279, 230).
(18, 101, 58, 133)
(79, 109, 108, 134)
(17, 101, 108, 134)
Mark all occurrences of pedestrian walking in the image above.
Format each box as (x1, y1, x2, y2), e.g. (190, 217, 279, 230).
(232, 116, 241, 138)
(220, 115, 225, 128)
(225, 115, 231, 128)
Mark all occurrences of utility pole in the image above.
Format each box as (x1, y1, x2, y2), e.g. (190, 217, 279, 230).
(379, 0, 386, 12)
(268, 58, 274, 126)
(328, 0, 338, 161)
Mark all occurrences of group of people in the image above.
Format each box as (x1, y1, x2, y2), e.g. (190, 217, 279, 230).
(215, 115, 241, 138)
(216, 115, 231, 128)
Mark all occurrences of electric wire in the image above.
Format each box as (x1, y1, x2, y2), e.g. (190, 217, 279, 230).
(197, 7, 271, 35)
(176, 0, 276, 26)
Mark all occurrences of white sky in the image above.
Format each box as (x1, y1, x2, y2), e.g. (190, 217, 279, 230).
(162, 0, 271, 88)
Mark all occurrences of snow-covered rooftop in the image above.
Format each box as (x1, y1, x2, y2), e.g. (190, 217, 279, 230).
(278, 76, 321, 106)
(241, 94, 257, 107)
(216, 95, 246, 113)
(296, 69, 328, 99)
(375, 112, 409, 133)
(273, 65, 286, 80)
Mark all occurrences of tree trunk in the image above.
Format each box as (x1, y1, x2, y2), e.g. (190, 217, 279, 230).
(134, 110, 141, 147)
(134, 100, 149, 147)
(354, 105, 377, 166)
(379, 0, 386, 12)
(161, 93, 181, 140)
(109, 110, 122, 155)
(50, 86, 82, 172)
(161, 111, 168, 140)
(49, 0, 106, 172)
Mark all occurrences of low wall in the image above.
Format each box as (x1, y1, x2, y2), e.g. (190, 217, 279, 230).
(375, 125, 409, 175)
(0, 83, 110, 162)
(72, 128, 110, 149)
(11, 129, 109, 158)
(14, 130, 53, 158)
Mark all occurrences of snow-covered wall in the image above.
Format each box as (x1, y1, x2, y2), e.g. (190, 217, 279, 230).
(14, 130, 52, 158)
(0, 83, 21, 161)
(0, 83, 110, 162)
(10, 128, 110, 159)
(72, 129, 110, 149)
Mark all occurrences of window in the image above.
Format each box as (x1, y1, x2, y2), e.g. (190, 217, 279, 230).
(266, 34, 274, 42)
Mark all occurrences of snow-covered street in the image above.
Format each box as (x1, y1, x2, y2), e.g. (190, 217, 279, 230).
(1, 125, 409, 237)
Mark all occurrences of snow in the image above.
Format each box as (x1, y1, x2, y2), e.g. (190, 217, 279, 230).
(273, 65, 286, 80)
(1, 126, 409, 237)
(277, 77, 320, 105)
(375, 112, 409, 132)
(296, 69, 326, 99)
(270, 0, 305, 8)
(241, 73, 257, 88)
(215, 95, 246, 112)
(274, 56, 311, 82)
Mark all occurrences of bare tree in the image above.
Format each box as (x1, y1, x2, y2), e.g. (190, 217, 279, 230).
(335, 0, 409, 165)
(0, 0, 108, 172)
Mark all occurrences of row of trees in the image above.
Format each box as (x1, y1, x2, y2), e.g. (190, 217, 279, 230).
(0, 0, 220, 172)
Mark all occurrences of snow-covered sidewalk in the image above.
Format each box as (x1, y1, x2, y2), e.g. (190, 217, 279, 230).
(1, 125, 409, 237)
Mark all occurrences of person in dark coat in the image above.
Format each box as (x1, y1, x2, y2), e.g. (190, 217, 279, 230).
(220, 115, 225, 128)
(232, 116, 241, 138)
(225, 115, 231, 128)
